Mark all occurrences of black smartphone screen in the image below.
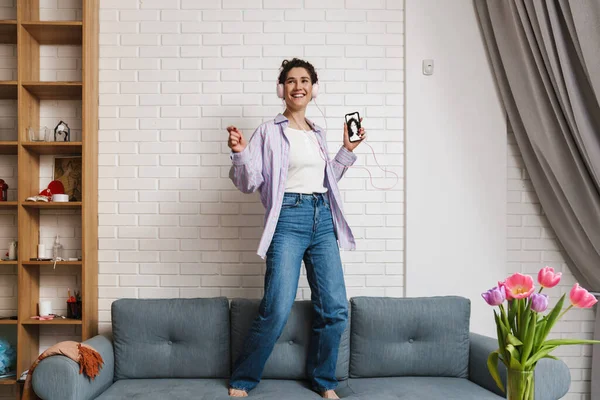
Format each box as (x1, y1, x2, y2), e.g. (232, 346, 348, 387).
(345, 112, 362, 142)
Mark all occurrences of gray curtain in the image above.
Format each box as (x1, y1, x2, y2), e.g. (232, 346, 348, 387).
(473, 0, 600, 396)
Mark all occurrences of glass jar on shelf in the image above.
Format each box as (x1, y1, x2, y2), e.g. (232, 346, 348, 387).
(28, 126, 50, 142)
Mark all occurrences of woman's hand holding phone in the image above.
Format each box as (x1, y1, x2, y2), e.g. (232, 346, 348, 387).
(343, 115, 366, 152)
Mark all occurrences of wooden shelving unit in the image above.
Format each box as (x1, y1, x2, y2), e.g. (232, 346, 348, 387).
(0, 1, 99, 397)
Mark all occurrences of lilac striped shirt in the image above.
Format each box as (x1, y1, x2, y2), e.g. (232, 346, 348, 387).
(229, 113, 357, 259)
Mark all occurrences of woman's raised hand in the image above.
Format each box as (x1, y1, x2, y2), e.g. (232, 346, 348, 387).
(227, 125, 247, 153)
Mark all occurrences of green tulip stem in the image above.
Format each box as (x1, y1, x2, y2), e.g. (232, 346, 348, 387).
(557, 305, 573, 322)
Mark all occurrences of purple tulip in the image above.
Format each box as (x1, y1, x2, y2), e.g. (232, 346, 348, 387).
(482, 286, 506, 306)
(530, 293, 549, 313)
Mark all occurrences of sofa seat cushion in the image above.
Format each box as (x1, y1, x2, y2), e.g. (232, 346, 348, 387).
(95, 378, 332, 400)
(338, 377, 503, 399)
(112, 298, 230, 380)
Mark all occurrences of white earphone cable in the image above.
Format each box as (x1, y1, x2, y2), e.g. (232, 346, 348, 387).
(312, 99, 400, 190)
(279, 82, 400, 190)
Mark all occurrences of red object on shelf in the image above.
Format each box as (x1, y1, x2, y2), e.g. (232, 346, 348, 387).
(0, 179, 8, 201)
(37, 180, 65, 200)
(47, 180, 65, 195)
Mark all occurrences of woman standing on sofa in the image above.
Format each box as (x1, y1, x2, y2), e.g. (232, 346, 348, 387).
(226, 58, 365, 399)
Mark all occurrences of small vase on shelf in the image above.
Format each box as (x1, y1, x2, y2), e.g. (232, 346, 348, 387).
(507, 368, 534, 400)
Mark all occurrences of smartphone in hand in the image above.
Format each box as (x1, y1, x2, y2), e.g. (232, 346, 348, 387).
(345, 112, 362, 143)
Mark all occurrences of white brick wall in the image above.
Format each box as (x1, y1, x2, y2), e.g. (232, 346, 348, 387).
(95, 0, 404, 337)
(508, 128, 595, 399)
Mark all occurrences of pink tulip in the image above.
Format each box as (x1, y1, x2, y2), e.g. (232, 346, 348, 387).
(538, 266, 562, 288)
(498, 280, 514, 301)
(504, 273, 535, 299)
(570, 283, 598, 308)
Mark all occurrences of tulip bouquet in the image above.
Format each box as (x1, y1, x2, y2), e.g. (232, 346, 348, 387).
(482, 267, 599, 400)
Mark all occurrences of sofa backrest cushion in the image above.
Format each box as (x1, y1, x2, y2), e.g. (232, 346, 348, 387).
(230, 298, 350, 380)
(112, 297, 230, 380)
(349, 296, 470, 378)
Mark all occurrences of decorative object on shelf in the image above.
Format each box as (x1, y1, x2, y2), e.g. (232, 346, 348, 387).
(51, 194, 69, 202)
(37, 243, 45, 259)
(0, 338, 16, 378)
(52, 235, 63, 260)
(54, 156, 82, 202)
(30, 315, 54, 321)
(482, 267, 600, 400)
(37, 231, 45, 259)
(18, 369, 28, 382)
(27, 126, 50, 142)
(39, 300, 52, 317)
(54, 121, 70, 142)
(0, 179, 8, 201)
(8, 240, 17, 260)
(67, 289, 82, 320)
(25, 195, 49, 202)
(25, 179, 66, 202)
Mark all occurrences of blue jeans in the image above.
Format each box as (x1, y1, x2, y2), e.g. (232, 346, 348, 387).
(229, 192, 348, 393)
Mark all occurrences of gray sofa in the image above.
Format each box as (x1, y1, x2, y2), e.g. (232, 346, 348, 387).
(31, 296, 571, 399)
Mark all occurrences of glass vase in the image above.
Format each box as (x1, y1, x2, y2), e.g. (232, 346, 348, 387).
(507, 368, 534, 400)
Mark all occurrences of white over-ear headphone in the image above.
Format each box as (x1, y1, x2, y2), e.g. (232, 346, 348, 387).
(276, 81, 319, 99)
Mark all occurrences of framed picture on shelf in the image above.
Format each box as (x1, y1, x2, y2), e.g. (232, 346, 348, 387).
(53, 156, 82, 202)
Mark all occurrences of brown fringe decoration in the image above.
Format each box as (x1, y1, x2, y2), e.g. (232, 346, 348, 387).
(78, 343, 104, 380)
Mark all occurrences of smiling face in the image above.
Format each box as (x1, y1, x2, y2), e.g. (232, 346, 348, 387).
(283, 67, 313, 112)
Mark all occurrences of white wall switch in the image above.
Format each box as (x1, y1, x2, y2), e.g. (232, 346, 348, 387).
(422, 59, 434, 75)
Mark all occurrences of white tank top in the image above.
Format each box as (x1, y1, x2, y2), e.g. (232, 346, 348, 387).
(283, 127, 328, 194)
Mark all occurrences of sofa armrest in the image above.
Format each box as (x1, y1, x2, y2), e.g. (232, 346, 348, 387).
(469, 333, 571, 400)
(32, 335, 114, 400)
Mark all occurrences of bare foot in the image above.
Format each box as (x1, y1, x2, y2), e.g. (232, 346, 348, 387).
(228, 388, 248, 397)
(321, 390, 340, 399)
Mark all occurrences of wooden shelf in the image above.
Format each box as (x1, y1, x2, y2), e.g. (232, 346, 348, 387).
(0, 20, 17, 44)
(0, 260, 17, 265)
(22, 141, 82, 155)
(21, 201, 81, 209)
(0, 319, 17, 325)
(0, 377, 17, 385)
(22, 21, 82, 45)
(0, 141, 17, 154)
(22, 82, 82, 100)
(22, 261, 81, 266)
(22, 318, 82, 325)
(0, 81, 17, 99)
(0, 201, 17, 207)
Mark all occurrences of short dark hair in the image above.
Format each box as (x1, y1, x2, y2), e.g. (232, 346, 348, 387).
(277, 58, 318, 85)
